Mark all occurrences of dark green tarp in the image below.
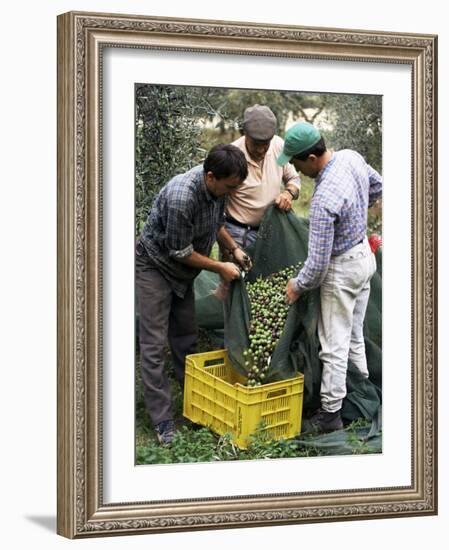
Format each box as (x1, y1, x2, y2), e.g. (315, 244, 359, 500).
(194, 206, 382, 453)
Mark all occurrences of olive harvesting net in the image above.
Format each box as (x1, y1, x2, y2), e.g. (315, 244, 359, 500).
(194, 206, 382, 448)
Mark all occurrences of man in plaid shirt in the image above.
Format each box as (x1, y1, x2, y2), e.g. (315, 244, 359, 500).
(136, 144, 250, 445)
(278, 122, 382, 433)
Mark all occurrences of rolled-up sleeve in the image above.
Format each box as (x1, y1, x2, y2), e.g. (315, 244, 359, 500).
(282, 162, 301, 189)
(166, 204, 194, 259)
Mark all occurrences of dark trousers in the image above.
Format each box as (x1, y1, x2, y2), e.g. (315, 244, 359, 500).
(136, 252, 197, 426)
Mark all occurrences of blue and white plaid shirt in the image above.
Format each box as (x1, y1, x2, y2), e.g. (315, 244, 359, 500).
(295, 150, 382, 293)
(140, 165, 225, 297)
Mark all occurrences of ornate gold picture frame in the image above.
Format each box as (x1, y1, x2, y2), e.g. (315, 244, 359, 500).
(57, 11, 437, 538)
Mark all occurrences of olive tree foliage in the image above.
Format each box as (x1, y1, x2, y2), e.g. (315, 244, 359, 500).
(135, 84, 382, 234)
(322, 94, 382, 173)
(135, 84, 208, 233)
(175, 88, 381, 173)
(197, 88, 327, 141)
(321, 94, 383, 234)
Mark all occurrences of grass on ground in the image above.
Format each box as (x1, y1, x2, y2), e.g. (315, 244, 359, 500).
(135, 331, 379, 465)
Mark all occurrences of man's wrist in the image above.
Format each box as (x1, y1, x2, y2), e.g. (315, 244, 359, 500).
(294, 278, 304, 295)
(284, 187, 299, 200)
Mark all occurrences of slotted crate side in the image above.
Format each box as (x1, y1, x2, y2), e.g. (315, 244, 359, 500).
(184, 355, 239, 434)
(239, 382, 303, 445)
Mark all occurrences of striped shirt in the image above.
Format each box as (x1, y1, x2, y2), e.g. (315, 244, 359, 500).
(295, 150, 382, 293)
(140, 165, 225, 297)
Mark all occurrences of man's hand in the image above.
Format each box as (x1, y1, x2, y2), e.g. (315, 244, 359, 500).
(219, 262, 242, 283)
(275, 190, 293, 211)
(286, 278, 301, 305)
(370, 198, 382, 216)
(233, 247, 253, 272)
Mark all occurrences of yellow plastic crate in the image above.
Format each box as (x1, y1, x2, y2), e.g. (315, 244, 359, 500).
(183, 349, 304, 449)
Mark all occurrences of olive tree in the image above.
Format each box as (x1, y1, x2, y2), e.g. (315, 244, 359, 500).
(135, 84, 206, 233)
(323, 94, 382, 173)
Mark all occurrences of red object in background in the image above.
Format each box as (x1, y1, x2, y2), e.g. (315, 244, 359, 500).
(368, 233, 382, 254)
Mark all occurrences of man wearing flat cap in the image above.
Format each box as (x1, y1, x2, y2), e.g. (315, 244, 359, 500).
(278, 121, 382, 434)
(222, 104, 301, 257)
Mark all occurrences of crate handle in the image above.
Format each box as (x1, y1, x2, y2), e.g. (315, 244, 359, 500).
(266, 388, 288, 399)
(204, 358, 225, 368)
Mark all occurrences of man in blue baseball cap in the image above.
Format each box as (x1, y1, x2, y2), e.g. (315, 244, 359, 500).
(278, 121, 382, 434)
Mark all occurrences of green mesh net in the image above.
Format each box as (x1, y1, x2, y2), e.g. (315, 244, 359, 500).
(195, 206, 382, 444)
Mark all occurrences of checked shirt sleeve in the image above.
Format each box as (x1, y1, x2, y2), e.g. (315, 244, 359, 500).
(165, 195, 195, 260)
(294, 202, 336, 292)
(367, 164, 382, 205)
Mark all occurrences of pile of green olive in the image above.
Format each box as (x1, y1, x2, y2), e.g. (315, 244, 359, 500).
(244, 263, 302, 386)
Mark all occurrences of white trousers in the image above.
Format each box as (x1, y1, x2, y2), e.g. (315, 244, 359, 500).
(318, 238, 377, 413)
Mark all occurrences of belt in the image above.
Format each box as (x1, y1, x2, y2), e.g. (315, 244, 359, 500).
(225, 216, 259, 231)
(332, 237, 366, 258)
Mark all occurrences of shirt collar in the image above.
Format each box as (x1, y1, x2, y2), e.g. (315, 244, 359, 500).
(199, 167, 216, 202)
(242, 137, 273, 168)
(315, 151, 336, 186)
